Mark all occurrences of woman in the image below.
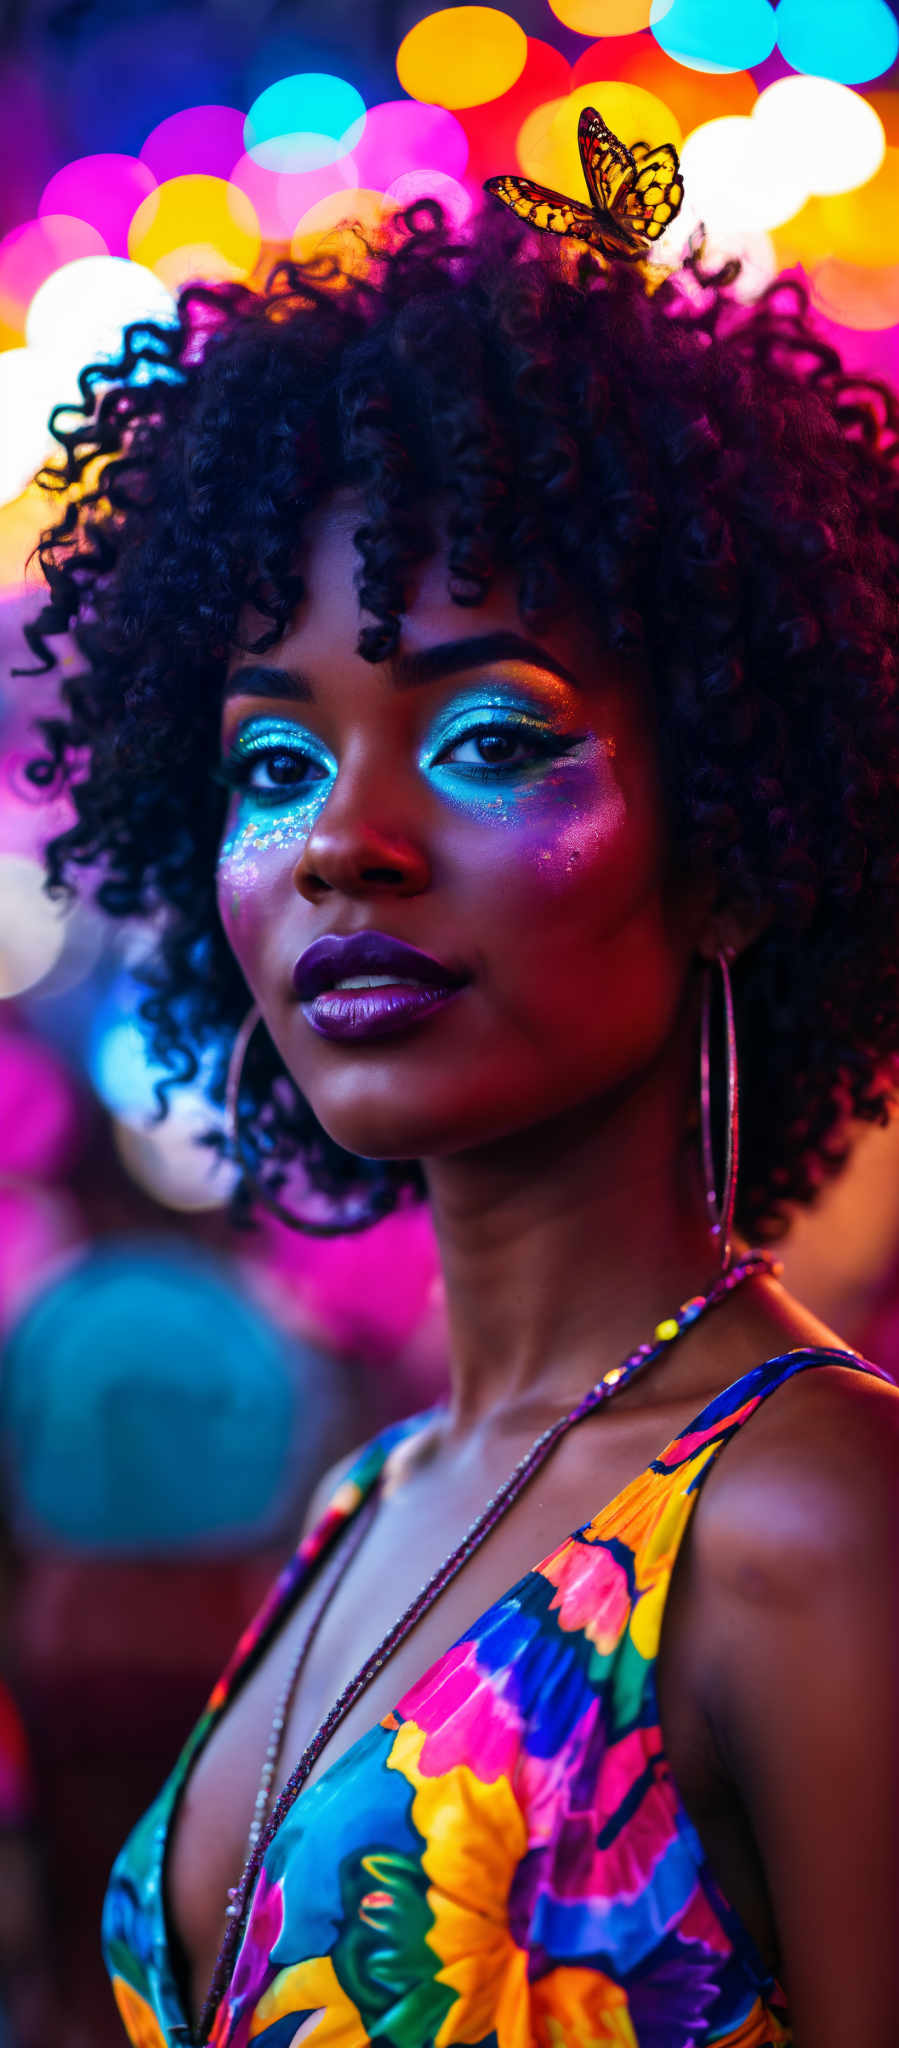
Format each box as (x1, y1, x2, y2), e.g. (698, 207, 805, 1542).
(23, 201, 899, 2046)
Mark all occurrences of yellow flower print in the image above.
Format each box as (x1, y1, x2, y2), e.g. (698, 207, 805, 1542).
(530, 1966, 639, 2048)
(387, 1721, 531, 2048)
(249, 1954, 367, 2048)
(111, 1976, 170, 2048)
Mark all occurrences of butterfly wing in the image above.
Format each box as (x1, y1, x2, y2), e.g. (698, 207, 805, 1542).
(621, 144, 684, 242)
(578, 106, 636, 213)
(484, 173, 602, 241)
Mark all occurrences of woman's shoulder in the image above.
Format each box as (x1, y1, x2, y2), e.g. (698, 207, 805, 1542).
(692, 1345, 899, 1601)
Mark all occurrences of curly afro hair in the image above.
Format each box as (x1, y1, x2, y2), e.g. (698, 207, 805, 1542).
(19, 201, 899, 1239)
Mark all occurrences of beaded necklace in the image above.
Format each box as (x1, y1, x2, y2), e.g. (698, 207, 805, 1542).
(198, 1249, 771, 2044)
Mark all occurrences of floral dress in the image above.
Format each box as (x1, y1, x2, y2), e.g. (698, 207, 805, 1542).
(102, 1345, 887, 2048)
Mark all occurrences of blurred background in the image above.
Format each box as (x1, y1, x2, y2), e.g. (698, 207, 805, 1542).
(4, 0, 899, 2043)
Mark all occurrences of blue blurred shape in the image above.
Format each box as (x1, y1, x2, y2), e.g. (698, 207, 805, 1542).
(775, 0, 899, 84)
(650, 0, 777, 71)
(244, 73, 366, 171)
(0, 1244, 303, 1552)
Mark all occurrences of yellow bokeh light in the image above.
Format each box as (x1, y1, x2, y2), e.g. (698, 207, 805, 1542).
(129, 175, 261, 285)
(548, 0, 652, 31)
(774, 148, 899, 272)
(396, 7, 527, 110)
(517, 82, 681, 195)
(290, 188, 395, 268)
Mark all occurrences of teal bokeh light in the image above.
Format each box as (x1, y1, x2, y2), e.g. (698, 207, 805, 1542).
(244, 73, 366, 172)
(650, 0, 776, 71)
(776, 0, 898, 84)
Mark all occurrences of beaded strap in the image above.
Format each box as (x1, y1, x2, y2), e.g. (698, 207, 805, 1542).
(197, 1249, 771, 2043)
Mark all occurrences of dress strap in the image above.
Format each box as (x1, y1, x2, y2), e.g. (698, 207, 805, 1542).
(651, 1344, 894, 1484)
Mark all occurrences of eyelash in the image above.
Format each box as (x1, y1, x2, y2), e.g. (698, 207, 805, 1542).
(214, 717, 583, 802)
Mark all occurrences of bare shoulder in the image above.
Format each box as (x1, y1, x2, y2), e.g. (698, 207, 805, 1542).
(692, 1356, 899, 1602)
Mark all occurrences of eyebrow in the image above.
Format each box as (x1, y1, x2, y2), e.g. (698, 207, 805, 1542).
(222, 630, 583, 703)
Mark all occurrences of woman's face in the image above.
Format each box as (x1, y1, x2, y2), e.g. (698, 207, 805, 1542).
(216, 498, 705, 1166)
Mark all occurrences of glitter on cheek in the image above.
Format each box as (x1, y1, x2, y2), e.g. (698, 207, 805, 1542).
(216, 784, 332, 898)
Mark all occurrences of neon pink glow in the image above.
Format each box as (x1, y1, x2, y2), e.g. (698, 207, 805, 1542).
(140, 105, 246, 183)
(0, 215, 107, 332)
(229, 153, 359, 242)
(337, 99, 469, 191)
(39, 155, 157, 260)
(385, 169, 476, 232)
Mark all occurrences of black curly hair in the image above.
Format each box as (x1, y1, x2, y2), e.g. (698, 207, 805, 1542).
(19, 200, 899, 1239)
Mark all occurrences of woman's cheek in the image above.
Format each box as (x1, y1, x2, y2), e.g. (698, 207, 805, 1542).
(215, 789, 328, 945)
(429, 744, 628, 890)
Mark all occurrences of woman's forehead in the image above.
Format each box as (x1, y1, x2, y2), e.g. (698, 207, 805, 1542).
(227, 490, 651, 714)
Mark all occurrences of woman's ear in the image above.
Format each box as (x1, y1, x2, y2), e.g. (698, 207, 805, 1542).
(696, 895, 772, 966)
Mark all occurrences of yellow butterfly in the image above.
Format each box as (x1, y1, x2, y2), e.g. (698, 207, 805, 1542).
(484, 104, 684, 261)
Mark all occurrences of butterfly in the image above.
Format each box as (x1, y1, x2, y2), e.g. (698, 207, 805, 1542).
(484, 104, 684, 262)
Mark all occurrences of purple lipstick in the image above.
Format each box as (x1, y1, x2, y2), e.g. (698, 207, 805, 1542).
(293, 931, 468, 1042)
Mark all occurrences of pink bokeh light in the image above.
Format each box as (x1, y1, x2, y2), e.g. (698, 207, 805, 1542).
(385, 169, 476, 232)
(229, 152, 359, 242)
(0, 216, 108, 334)
(39, 155, 157, 261)
(140, 105, 246, 184)
(337, 99, 469, 192)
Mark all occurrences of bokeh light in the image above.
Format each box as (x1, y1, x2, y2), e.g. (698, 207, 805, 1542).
(113, 1109, 236, 1212)
(25, 255, 176, 367)
(572, 34, 756, 130)
(244, 73, 365, 172)
(776, 0, 898, 86)
(0, 350, 79, 504)
(753, 76, 885, 197)
(0, 216, 107, 341)
(810, 258, 899, 331)
(228, 153, 359, 242)
(38, 155, 157, 261)
(337, 100, 469, 190)
(385, 169, 475, 231)
(129, 174, 261, 288)
(774, 150, 899, 271)
(549, 0, 653, 32)
(650, 0, 776, 72)
(459, 38, 571, 186)
(290, 188, 394, 267)
(0, 854, 67, 997)
(679, 115, 807, 232)
(517, 81, 681, 193)
(140, 104, 246, 182)
(397, 8, 527, 111)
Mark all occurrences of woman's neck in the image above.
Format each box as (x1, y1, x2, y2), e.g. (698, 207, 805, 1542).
(424, 1057, 721, 1439)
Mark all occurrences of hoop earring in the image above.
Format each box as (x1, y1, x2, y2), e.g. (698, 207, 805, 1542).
(700, 949, 740, 1271)
(225, 1002, 389, 1237)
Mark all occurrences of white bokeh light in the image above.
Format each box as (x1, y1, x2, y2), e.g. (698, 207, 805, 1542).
(679, 115, 809, 233)
(0, 348, 84, 505)
(752, 76, 885, 198)
(24, 254, 176, 369)
(0, 854, 68, 997)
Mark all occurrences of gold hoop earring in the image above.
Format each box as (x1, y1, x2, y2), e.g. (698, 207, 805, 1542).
(700, 949, 739, 1271)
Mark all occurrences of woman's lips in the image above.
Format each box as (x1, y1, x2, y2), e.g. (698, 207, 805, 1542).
(293, 931, 469, 1042)
(303, 981, 465, 1042)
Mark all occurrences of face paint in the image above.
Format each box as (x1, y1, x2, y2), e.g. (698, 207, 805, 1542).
(216, 716, 337, 877)
(419, 687, 612, 832)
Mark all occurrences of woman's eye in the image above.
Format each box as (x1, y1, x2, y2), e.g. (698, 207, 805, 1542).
(435, 726, 559, 773)
(218, 744, 329, 797)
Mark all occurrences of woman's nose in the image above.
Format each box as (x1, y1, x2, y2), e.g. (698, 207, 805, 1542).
(292, 791, 431, 904)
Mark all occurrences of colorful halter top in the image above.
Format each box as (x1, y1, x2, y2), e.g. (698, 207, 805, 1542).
(102, 1345, 888, 2048)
